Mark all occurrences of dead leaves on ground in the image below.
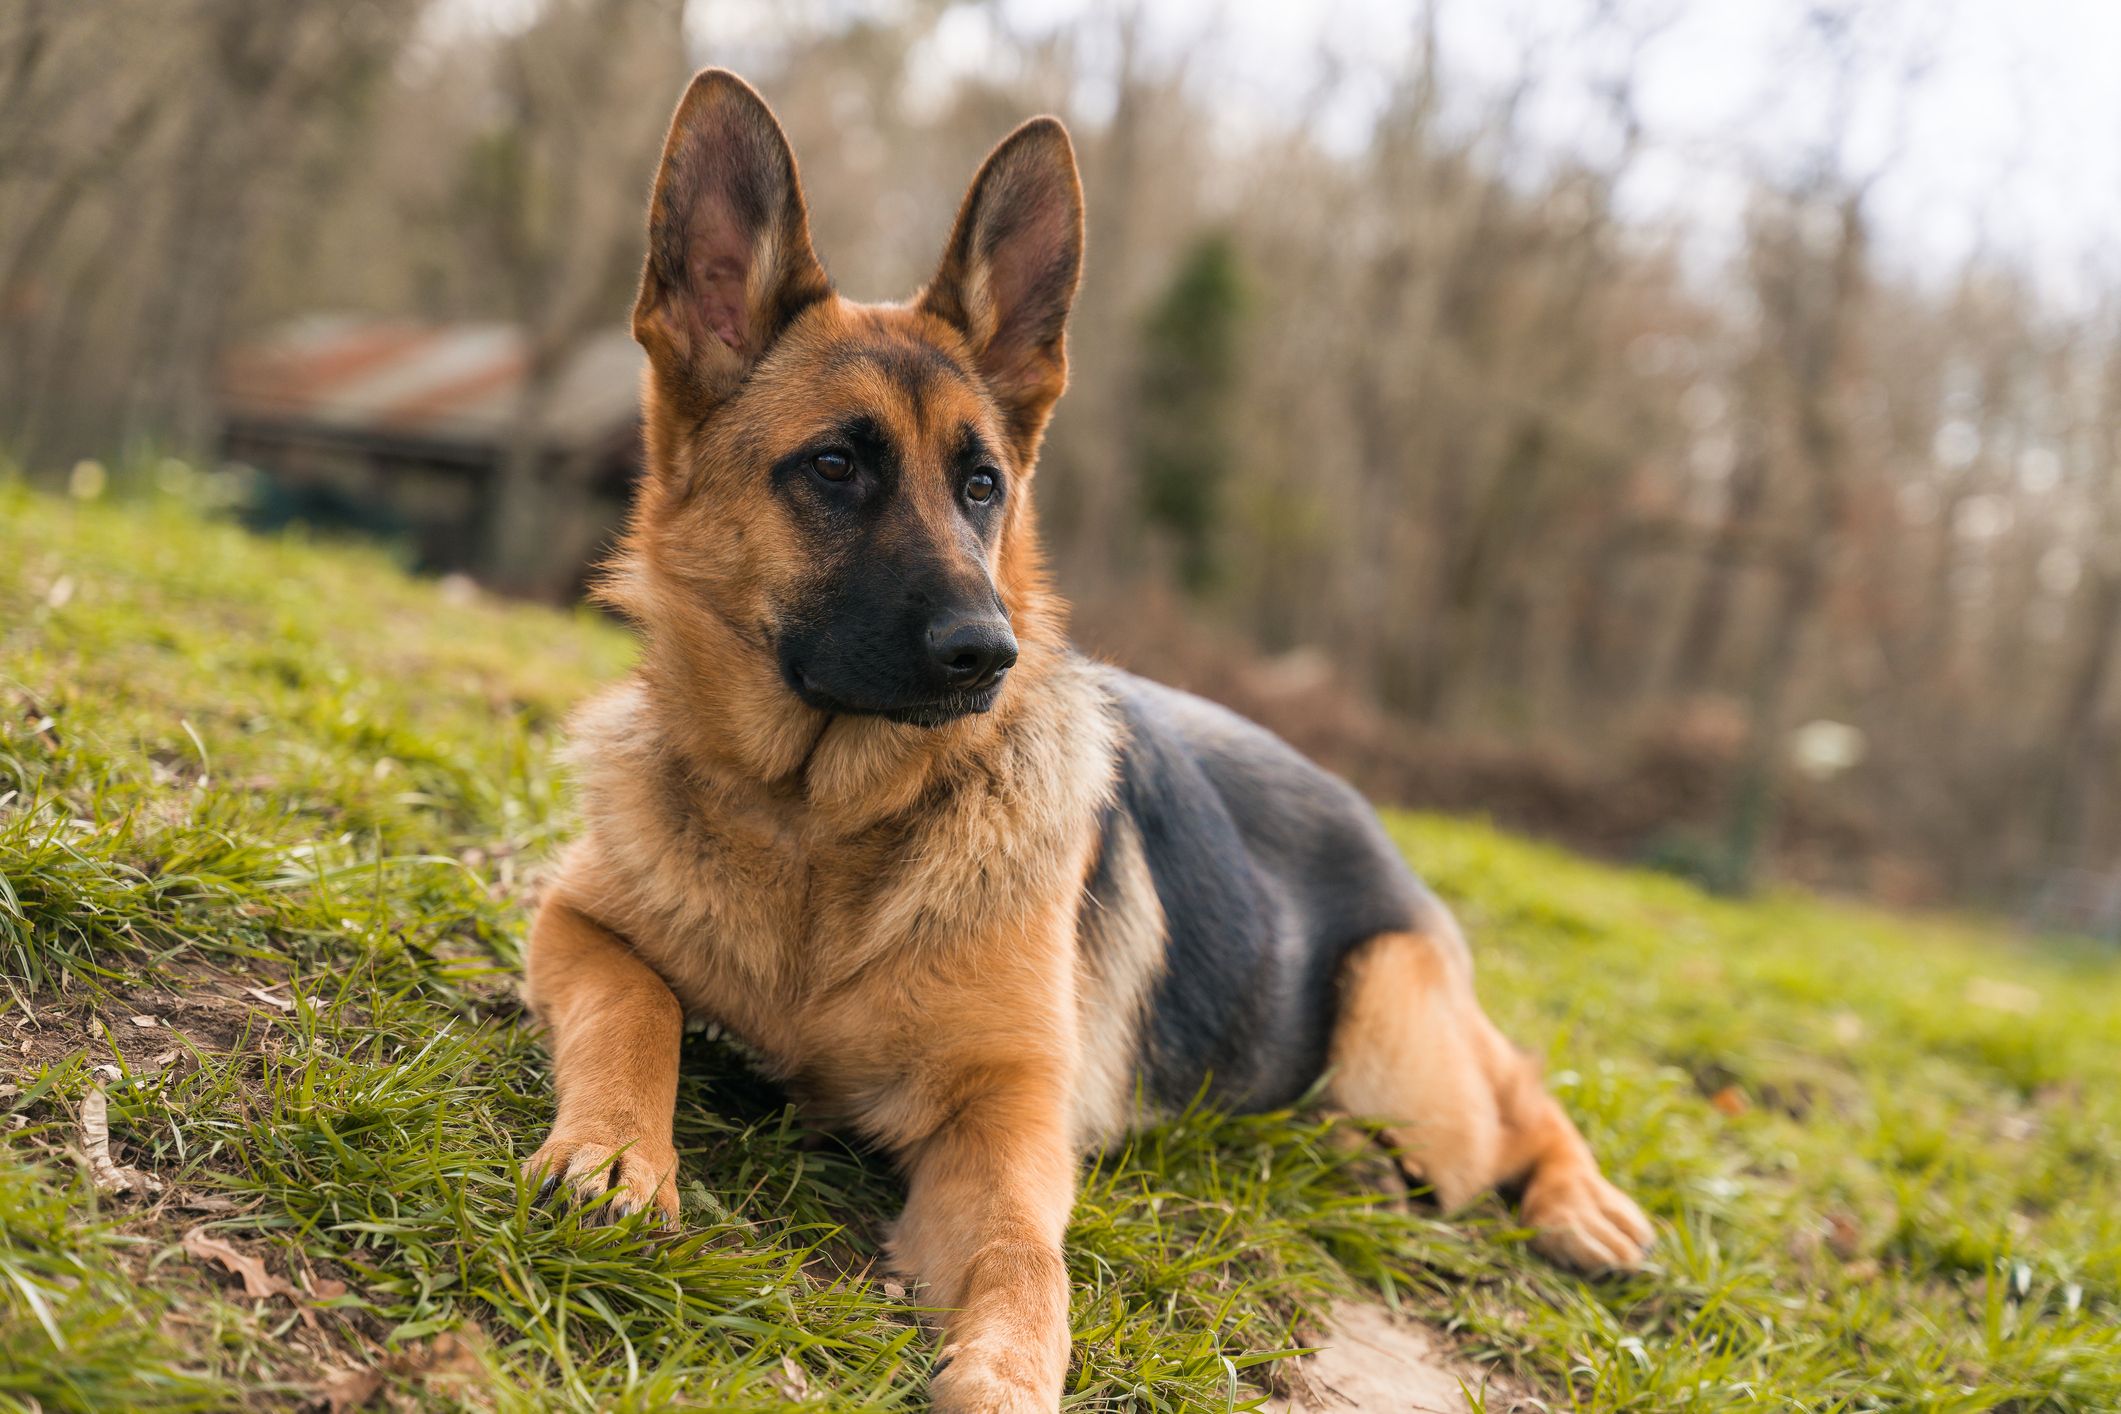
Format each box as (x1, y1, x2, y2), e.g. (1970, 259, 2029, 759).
(79, 1088, 254, 1214)
(308, 1326, 491, 1413)
(37, 987, 502, 1412)
(312, 1368, 390, 1414)
(83, 1086, 164, 1195)
(178, 1226, 496, 1411)
(180, 1226, 347, 1328)
(770, 1354, 811, 1399)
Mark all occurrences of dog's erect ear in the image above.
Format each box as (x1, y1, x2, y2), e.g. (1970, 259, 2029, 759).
(632, 70, 831, 406)
(919, 117, 1085, 463)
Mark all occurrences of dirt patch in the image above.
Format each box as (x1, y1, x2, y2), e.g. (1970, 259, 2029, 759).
(1, 963, 290, 1087)
(1269, 1302, 1528, 1414)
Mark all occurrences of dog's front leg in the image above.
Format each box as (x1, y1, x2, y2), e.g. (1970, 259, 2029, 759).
(894, 1067, 1076, 1412)
(521, 894, 684, 1224)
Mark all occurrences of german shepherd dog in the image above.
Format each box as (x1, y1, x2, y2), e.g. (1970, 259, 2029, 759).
(524, 69, 1652, 1411)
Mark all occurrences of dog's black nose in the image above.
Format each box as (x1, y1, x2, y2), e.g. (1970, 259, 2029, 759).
(927, 614, 1018, 690)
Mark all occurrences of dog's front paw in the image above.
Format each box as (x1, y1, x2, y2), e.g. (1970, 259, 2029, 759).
(526, 1132, 680, 1227)
(1520, 1160, 1654, 1272)
(929, 1341, 1056, 1414)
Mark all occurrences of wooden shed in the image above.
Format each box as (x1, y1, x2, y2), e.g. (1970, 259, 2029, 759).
(219, 314, 645, 599)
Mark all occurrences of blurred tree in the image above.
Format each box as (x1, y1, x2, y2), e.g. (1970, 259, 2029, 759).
(463, 0, 688, 592)
(1134, 231, 1246, 595)
(122, 0, 413, 455)
(0, 0, 412, 459)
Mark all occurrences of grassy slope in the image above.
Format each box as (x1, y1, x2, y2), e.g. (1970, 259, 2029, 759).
(0, 479, 2116, 1412)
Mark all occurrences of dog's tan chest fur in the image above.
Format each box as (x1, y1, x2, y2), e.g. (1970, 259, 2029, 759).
(550, 653, 1128, 1147)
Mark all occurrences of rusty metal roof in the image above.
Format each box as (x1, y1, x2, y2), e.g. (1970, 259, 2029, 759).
(221, 314, 644, 455)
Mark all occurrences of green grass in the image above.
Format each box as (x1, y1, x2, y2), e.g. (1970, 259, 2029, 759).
(2, 473, 2117, 1411)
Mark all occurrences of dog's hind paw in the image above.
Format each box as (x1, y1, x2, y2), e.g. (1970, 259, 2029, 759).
(1520, 1161, 1654, 1273)
(525, 1133, 680, 1227)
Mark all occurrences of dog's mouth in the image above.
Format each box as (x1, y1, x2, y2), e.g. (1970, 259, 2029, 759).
(787, 666, 1007, 728)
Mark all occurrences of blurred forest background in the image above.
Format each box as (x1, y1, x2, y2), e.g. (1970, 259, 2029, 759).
(5, 0, 2121, 923)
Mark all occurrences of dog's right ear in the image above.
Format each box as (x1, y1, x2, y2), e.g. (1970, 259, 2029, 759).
(632, 70, 831, 409)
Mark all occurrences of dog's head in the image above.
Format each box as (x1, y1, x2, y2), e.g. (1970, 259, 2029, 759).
(611, 70, 1082, 733)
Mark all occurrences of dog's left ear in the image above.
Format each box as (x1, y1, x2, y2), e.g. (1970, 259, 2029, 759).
(919, 117, 1085, 464)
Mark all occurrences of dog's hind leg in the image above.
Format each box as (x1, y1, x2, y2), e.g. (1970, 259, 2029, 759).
(1325, 914, 1653, 1271)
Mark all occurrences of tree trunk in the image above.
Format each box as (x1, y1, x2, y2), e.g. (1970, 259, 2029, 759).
(1670, 442, 1771, 693)
(483, 347, 568, 595)
(1406, 416, 1547, 722)
(2038, 568, 2121, 868)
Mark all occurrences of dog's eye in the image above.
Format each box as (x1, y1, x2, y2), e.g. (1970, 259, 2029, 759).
(811, 451, 853, 483)
(965, 469, 999, 504)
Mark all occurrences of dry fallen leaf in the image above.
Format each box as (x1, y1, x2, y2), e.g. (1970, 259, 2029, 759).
(881, 1278, 907, 1300)
(129, 1014, 160, 1029)
(170, 1190, 246, 1213)
(1825, 1212, 1864, 1260)
(407, 1325, 489, 1385)
(183, 1227, 288, 1300)
(772, 1354, 812, 1399)
(1709, 1085, 1750, 1117)
(83, 1087, 163, 1195)
(181, 1227, 342, 1328)
(314, 1367, 384, 1414)
(307, 1320, 491, 1411)
(246, 986, 297, 1012)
